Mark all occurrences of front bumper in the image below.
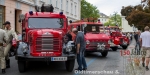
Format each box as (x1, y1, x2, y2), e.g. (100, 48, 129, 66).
(109, 43, 118, 47)
(15, 54, 76, 61)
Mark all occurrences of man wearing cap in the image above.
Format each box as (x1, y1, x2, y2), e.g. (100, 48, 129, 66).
(3, 21, 18, 68)
(140, 26, 150, 71)
(0, 28, 8, 73)
(72, 28, 87, 71)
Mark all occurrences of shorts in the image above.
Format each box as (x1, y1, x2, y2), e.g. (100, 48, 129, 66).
(142, 47, 150, 58)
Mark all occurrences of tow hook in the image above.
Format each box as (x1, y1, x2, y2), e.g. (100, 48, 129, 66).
(45, 57, 50, 65)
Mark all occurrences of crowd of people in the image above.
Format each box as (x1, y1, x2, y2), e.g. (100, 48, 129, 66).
(122, 26, 150, 71)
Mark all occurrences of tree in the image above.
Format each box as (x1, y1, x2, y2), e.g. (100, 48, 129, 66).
(104, 13, 122, 26)
(81, 0, 100, 19)
(121, 0, 150, 30)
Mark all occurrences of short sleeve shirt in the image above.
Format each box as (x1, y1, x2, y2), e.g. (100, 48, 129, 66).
(140, 31, 150, 47)
(75, 32, 86, 50)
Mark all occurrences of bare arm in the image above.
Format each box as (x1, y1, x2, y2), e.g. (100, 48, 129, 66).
(77, 44, 80, 54)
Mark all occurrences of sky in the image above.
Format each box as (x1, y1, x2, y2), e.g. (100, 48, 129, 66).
(86, 0, 141, 16)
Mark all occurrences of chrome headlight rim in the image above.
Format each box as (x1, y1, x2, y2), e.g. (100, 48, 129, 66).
(86, 40, 90, 44)
(66, 46, 72, 52)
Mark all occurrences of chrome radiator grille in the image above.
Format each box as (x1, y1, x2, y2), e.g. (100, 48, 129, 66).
(36, 35, 60, 52)
(90, 41, 107, 46)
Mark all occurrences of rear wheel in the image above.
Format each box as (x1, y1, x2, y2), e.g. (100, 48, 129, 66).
(18, 61, 26, 73)
(122, 45, 128, 49)
(111, 47, 118, 51)
(101, 51, 108, 57)
(65, 59, 75, 72)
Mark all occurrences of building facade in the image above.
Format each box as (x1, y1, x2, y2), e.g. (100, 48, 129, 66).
(98, 13, 109, 24)
(0, 0, 81, 33)
(0, 0, 35, 33)
(41, 0, 81, 22)
(121, 16, 138, 32)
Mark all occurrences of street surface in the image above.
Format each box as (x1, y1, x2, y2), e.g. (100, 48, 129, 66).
(2, 49, 124, 75)
(2, 39, 150, 75)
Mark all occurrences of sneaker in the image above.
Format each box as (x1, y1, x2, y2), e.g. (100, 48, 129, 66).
(83, 68, 87, 70)
(75, 68, 82, 71)
(2, 69, 5, 74)
(142, 63, 145, 67)
(146, 66, 149, 71)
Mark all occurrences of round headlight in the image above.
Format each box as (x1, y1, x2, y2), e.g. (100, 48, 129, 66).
(66, 46, 72, 52)
(86, 40, 90, 44)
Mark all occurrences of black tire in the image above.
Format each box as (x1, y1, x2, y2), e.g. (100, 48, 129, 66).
(65, 59, 75, 72)
(111, 47, 118, 51)
(101, 51, 108, 57)
(122, 45, 128, 49)
(18, 61, 26, 73)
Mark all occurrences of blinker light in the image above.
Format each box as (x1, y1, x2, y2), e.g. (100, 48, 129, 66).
(59, 12, 63, 15)
(29, 11, 33, 15)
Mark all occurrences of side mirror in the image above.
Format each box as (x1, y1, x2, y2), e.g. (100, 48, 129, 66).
(19, 14, 25, 22)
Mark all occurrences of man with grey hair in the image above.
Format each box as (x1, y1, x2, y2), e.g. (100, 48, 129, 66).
(140, 26, 150, 71)
(72, 28, 87, 71)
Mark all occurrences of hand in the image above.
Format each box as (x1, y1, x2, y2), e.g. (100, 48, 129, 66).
(3, 44, 6, 47)
(76, 50, 79, 54)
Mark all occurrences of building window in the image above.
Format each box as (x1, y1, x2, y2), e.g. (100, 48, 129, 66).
(0, 6, 4, 28)
(71, 3, 73, 14)
(56, 0, 58, 7)
(16, 2, 21, 9)
(0, 0, 5, 5)
(49, 0, 51, 4)
(75, 5, 76, 15)
(66, 1, 68, 12)
(60, 0, 63, 10)
(29, 6, 33, 11)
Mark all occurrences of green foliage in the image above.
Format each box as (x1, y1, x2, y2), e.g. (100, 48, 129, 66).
(104, 13, 122, 26)
(81, 0, 100, 19)
(121, 0, 150, 29)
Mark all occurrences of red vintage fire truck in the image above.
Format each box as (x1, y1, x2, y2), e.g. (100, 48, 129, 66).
(15, 11, 76, 73)
(68, 18, 110, 57)
(106, 26, 129, 51)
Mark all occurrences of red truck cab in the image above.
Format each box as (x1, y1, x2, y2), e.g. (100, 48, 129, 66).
(15, 11, 76, 73)
(68, 19, 110, 57)
(106, 26, 129, 51)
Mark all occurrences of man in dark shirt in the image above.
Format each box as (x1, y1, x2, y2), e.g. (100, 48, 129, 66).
(72, 28, 87, 71)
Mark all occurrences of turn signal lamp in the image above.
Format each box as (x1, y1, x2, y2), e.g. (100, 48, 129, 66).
(29, 11, 33, 15)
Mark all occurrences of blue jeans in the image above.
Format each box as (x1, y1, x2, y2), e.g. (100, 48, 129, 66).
(77, 49, 87, 70)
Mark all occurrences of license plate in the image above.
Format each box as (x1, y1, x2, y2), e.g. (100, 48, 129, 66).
(51, 57, 67, 61)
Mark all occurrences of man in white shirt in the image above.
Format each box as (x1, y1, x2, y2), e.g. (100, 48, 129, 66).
(140, 26, 150, 71)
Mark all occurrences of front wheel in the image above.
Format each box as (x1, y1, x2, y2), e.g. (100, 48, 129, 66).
(122, 45, 128, 49)
(111, 47, 118, 51)
(65, 59, 75, 72)
(18, 61, 26, 73)
(101, 51, 108, 57)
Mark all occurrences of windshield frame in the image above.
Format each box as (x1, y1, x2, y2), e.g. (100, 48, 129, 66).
(27, 17, 64, 29)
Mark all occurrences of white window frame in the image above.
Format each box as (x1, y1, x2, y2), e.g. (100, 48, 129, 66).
(60, 0, 63, 10)
(71, 3, 73, 14)
(75, 5, 76, 15)
(66, 1, 68, 12)
(56, 0, 58, 7)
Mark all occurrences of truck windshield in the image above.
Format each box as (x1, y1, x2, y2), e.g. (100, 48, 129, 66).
(84, 24, 105, 33)
(28, 18, 63, 28)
